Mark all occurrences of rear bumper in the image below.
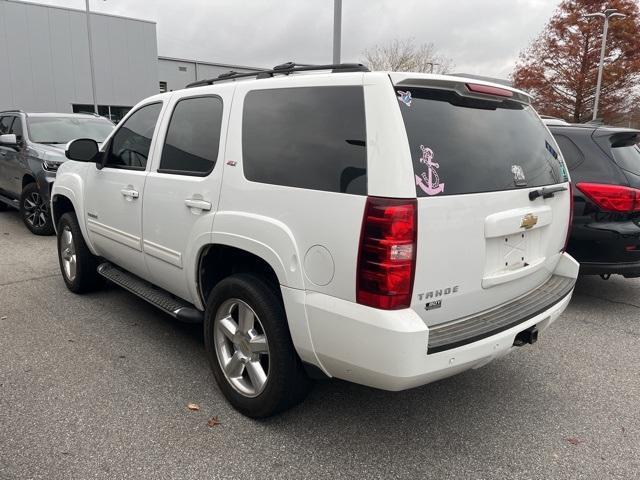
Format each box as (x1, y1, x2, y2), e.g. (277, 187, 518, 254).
(568, 220, 640, 267)
(301, 253, 578, 391)
(579, 260, 640, 278)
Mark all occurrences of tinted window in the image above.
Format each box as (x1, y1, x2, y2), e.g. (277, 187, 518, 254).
(612, 144, 640, 176)
(105, 103, 162, 169)
(10, 118, 22, 140)
(242, 86, 367, 195)
(159, 96, 223, 175)
(554, 134, 584, 170)
(0, 117, 13, 135)
(27, 117, 112, 144)
(398, 88, 566, 196)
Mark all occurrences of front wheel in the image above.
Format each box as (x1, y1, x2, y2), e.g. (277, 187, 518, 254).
(204, 273, 312, 418)
(20, 183, 54, 235)
(57, 212, 102, 293)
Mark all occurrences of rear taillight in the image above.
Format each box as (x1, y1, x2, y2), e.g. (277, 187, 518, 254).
(563, 183, 574, 252)
(356, 197, 417, 310)
(576, 183, 640, 213)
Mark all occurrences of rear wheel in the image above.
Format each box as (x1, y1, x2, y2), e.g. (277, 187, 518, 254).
(204, 273, 312, 418)
(57, 212, 102, 293)
(20, 183, 54, 235)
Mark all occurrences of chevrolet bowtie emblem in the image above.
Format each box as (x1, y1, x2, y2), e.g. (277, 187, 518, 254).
(520, 213, 538, 230)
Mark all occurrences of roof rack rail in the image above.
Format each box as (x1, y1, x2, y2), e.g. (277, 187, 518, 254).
(186, 61, 369, 88)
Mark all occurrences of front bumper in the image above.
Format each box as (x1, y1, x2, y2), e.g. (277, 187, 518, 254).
(301, 253, 578, 391)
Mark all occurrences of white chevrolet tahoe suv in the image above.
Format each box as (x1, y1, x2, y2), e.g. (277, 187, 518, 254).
(52, 63, 579, 417)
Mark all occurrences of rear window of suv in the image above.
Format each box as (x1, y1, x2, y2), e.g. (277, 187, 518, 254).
(242, 86, 367, 195)
(397, 87, 566, 197)
(611, 144, 640, 176)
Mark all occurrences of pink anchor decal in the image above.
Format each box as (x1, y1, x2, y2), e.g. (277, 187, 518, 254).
(415, 145, 444, 196)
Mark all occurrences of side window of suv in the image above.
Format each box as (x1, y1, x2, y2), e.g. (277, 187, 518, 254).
(242, 86, 367, 195)
(0, 116, 13, 135)
(554, 134, 584, 171)
(104, 102, 162, 170)
(158, 96, 223, 175)
(10, 117, 23, 141)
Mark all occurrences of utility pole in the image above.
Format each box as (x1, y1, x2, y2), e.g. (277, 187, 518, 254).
(585, 8, 626, 121)
(333, 0, 342, 64)
(85, 0, 99, 114)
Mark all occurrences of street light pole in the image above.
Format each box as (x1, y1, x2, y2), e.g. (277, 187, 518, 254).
(333, 0, 342, 64)
(85, 0, 98, 114)
(585, 8, 626, 121)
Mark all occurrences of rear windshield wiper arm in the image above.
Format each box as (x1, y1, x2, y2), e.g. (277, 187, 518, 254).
(529, 185, 567, 201)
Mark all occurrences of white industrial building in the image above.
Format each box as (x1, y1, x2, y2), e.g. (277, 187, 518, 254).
(0, 0, 261, 121)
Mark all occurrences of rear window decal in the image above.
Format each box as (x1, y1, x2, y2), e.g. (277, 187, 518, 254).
(397, 90, 412, 107)
(511, 165, 527, 186)
(415, 145, 445, 196)
(545, 140, 558, 159)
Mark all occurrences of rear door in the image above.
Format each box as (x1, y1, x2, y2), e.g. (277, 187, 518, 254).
(142, 86, 231, 304)
(389, 74, 572, 325)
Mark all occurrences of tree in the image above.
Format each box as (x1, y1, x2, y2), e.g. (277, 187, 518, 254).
(362, 38, 454, 74)
(512, 0, 640, 123)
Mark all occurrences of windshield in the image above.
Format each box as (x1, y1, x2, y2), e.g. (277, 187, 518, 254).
(396, 87, 567, 197)
(27, 117, 114, 144)
(611, 144, 640, 176)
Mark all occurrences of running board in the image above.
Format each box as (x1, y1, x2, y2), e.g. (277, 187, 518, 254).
(97, 262, 203, 323)
(0, 193, 19, 210)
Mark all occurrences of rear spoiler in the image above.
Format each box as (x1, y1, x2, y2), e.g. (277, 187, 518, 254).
(392, 76, 531, 105)
(592, 128, 640, 148)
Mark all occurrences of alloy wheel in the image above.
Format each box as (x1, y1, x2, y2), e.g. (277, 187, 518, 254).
(23, 192, 48, 228)
(213, 299, 270, 397)
(60, 226, 77, 282)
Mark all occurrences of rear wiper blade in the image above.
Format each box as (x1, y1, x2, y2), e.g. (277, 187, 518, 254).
(529, 185, 567, 201)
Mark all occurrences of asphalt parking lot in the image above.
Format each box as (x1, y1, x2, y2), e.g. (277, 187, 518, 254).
(1, 209, 639, 480)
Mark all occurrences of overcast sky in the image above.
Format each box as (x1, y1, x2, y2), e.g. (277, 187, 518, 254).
(20, 0, 565, 78)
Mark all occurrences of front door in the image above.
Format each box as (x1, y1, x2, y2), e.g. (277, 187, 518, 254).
(84, 102, 164, 278)
(0, 115, 23, 197)
(142, 88, 231, 304)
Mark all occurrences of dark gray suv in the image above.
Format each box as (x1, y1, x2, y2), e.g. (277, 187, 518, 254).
(0, 111, 113, 235)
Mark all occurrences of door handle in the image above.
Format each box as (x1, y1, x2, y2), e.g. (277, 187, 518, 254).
(120, 188, 139, 199)
(184, 198, 212, 211)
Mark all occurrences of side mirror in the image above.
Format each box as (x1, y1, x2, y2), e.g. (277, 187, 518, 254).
(66, 138, 99, 162)
(0, 134, 17, 146)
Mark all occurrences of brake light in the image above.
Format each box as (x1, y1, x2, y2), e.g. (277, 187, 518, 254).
(466, 83, 514, 98)
(563, 183, 574, 252)
(576, 183, 640, 213)
(356, 197, 417, 310)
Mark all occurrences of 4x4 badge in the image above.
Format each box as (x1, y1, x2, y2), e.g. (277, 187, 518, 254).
(520, 213, 538, 230)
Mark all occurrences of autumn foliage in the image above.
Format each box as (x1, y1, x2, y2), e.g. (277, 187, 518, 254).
(512, 0, 640, 123)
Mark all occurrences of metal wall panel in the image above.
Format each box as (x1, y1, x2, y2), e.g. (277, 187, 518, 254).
(0, 0, 158, 113)
(157, 58, 260, 92)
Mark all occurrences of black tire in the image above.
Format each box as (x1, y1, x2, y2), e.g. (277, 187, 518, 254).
(57, 212, 102, 293)
(204, 273, 312, 418)
(20, 182, 54, 235)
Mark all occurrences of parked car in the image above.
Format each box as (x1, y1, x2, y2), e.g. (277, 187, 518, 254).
(546, 121, 640, 278)
(52, 63, 578, 417)
(0, 111, 114, 235)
